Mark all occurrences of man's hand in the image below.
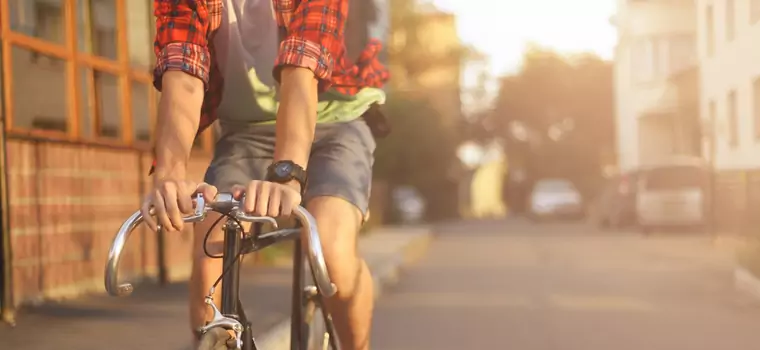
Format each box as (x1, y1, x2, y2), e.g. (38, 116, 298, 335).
(141, 180, 219, 232)
(231, 181, 302, 217)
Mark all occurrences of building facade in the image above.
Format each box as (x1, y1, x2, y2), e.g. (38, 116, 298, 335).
(695, 0, 760, 237)
(697, 0, 760, 169)
(612, 0, 700, 171)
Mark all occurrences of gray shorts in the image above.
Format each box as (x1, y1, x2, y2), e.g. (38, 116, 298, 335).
(204, 119, 376, 216)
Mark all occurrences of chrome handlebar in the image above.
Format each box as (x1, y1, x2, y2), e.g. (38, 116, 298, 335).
(104, 193, 336, 298)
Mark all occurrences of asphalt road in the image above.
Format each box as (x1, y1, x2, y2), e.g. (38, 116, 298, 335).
(370, 219, 760, 350)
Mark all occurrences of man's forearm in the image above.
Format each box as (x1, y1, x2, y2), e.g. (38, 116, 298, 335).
(274, 67, 319, 168)
(154, 71, 205, 180)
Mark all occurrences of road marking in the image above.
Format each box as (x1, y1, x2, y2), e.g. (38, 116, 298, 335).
(547, 294, 655, 313)
(380, 292, 534, 309)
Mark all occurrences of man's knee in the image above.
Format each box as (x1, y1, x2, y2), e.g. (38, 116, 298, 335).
(306, 196, 364, 298)
(191, 212, 239, 262)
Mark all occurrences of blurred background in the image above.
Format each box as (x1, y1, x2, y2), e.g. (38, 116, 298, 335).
(4, 0, 760, 348)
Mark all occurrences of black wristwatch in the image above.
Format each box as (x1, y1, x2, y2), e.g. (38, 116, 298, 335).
(265, 160, 308, 194)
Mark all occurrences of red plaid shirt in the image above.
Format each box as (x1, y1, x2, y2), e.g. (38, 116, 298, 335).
(153, 0, 389, 142)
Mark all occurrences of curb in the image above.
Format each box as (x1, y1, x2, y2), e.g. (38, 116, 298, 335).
(734, 266, 760, 301)
(255, 227, 433, 349)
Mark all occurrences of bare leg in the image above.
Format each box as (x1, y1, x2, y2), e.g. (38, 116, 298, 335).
(189, 212, 226, 347)
(307, 196, 374, 350)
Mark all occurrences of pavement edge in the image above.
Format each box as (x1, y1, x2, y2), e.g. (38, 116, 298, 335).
(255, 226, 433, 349)
(734, 266, 760, 301)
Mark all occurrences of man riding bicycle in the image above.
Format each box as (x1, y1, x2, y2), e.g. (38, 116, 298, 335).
(142, 1, 389, 349)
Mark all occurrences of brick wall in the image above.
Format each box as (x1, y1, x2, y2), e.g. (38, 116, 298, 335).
(6, 139, 210, 305)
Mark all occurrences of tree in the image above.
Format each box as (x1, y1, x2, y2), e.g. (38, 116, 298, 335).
(374, 0, 468, 221)
(374, 91, 462, 222)
(476, 45, 615, 199)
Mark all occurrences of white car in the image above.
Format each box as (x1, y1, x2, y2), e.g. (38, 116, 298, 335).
(392, 186, 426, 224)
(635, 158, 709, 233)
(528, 178, 584, 220)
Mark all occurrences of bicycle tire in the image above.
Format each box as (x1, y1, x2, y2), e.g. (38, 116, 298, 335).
(300, 261, 336, 350)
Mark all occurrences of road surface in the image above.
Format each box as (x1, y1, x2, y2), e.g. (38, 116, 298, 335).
(371, 219, 760, 350)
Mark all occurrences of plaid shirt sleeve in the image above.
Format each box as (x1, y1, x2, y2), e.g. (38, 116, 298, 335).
(153, 0, 217, 91)
(273, 0, 348, 91)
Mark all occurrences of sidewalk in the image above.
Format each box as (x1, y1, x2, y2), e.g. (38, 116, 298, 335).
(0, 227, 431, 350)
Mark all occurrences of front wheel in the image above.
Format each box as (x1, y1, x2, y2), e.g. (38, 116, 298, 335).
(292, 238, 341, 350)
(300, 262, 339, 350)
(302, 291, 331, 350)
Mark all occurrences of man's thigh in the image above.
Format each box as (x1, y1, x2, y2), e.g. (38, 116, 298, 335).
(306, 119, 376, 221)
(203, 122, 275, 192)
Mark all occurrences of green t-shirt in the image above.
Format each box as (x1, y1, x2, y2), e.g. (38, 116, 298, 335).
(219, 66, 385, 125)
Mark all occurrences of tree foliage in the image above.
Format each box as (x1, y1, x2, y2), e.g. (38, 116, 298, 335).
(375, 0, 467, 221)
(374, 91, 462, 221)
(476, 46, 615, 198)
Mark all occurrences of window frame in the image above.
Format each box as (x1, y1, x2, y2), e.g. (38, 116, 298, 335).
(753, 77, 760, 140)
(726, 0, 735, 42)
(0, 0, 212, 152)
(751, 0, 760, 24)
(727, 89, 739, 148)
(705, 5, 715, 57)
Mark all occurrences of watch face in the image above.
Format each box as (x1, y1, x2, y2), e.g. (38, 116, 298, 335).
(275, 162, 294, 177)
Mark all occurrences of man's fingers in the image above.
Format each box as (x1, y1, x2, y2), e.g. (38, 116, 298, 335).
(197, 183, 218, 202)
(141, 197, 157, 231)
(267, 189, 282, 217)
(254, 182, 271, 216)
(160, 183, 184, 231)
(176, 182, 195, 215)
(243, 182, 259, 213)
(153, 191, 173, 231)
(231, 184, 246, 200)
(279, 189, 299, 217)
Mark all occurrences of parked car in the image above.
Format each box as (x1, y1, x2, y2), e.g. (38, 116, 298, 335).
(391, 186, 426, 224)
(636, 157, 710, 233)
(588, 171, 641, 230)
(527, 178, 584, 220)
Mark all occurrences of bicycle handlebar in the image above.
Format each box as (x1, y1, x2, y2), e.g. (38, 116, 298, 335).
(104, 192, 336, 298)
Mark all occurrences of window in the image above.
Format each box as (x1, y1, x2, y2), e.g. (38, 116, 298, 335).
(630, 39, 654, 82)
(653, 38, 668, 77)
(131, 82, 151, 142)
(1, 0, 206, 151)
(93, 71, 120, 138)
(9, 0, 65, 44)
(667, 35, 697, 74)
(630, 35, 696, 83)
(754, 78, 760, 139)
(10, 46, 68, 132)
(78, 0, 118, 60)
(708, 99, 717, 142)
(644, 166, 708, 191)
(78, 67, 93, 137)
(706, 5, 715, 56)
(126, 0, 153, 70)
(728, 90, 738, 148)
(726, 0, 735, 41)
(752, 0, 760, 24)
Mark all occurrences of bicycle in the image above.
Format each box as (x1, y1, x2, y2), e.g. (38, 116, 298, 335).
(104, 192, 342, 350)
